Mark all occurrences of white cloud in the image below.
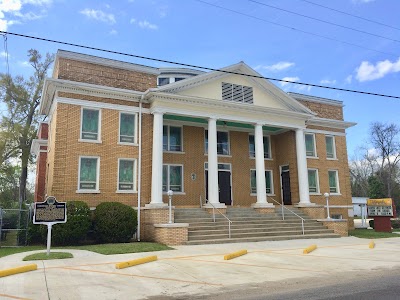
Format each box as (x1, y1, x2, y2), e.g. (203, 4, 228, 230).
(0, 51, 9, 58)
(14, 10, 43, 20)
(138, 20, 158, 30)
(18, 60, 30, 67)
(129, 18, 136, 24)
(352, 0, 375, 3)
(280, 76, 299, 87)
(345, 75, 352, 84)
(22, 0, 52, 5)
(80, 8, 116, 24)
(255, 61, 295, 72)
(109, 29, 117, 35)
(320, 79, 336, 85)
(355, 57, 400, 82)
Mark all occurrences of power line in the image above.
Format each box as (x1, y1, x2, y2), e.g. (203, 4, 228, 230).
(299, 0, 400, 32)
(1, 33, 10, 78)
(250, 0, 400, 43)
(194, 0, 398, 58)
(0, 30, 399, 100)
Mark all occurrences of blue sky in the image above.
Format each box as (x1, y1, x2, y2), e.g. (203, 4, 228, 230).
(0, 0, 399, 159)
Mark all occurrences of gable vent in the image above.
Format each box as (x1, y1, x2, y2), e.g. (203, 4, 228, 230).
(222, 82, 253, 104)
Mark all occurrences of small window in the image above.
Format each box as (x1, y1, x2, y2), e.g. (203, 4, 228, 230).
(328, 170, 339, 193)
(81, 108, 100, 141)
(78, 157, 99, 191)
(249, 135, 271, 159)
(174, 77, 185, 82)
(119, 113, 136, 144)
(205, 130, 230, 155)
(222, 82, 253, 104)
(158, 77, 170, 86)
(118, 159, 136, 191)
(163, 165, 183, 192)
(163, 126, 182, 151)
(331, 214, 343, 219)
(305, 133, 316, 157)
(326, 136, 336, 159)
(250, 170, 273, 194)
(308, 169, 319, 193)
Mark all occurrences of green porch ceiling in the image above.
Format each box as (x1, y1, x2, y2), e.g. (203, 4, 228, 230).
(164, 114, 282, 132)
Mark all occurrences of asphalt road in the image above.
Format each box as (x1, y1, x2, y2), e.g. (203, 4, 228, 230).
(159, 267, 400, 300)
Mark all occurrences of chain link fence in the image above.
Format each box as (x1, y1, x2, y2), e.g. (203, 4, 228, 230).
(0, 207, 31, 247)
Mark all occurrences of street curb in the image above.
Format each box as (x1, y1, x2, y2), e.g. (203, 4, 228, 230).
(303, 244, 317, 254)
(115, 256, 157, 269)
(0, 264, 37, 278)
(224, 250, 247, 260)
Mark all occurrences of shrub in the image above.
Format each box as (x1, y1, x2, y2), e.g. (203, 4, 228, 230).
(49, 201, 91, 246)
(391, 219, 400, 229)
(94, 202, 137, 243)
(27, 222, 46, 245)
(369, 220, 374, 229)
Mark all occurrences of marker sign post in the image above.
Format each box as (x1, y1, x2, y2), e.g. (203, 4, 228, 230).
(33, 196, 67, 255)
(367, 198, 393, 232)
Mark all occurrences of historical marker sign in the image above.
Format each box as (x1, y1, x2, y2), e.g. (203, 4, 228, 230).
(367, 198, 393, 217)
(34, 196, 67, 224)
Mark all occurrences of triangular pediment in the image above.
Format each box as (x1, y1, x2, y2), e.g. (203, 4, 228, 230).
(156, 62, 314, 115)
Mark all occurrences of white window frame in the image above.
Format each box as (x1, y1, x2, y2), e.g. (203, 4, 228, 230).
(248, 134, 272, 159)
(204, 129, 231, 156)
(77, 156, 100, 193)
(118, 112, 138, 145)
(117, 158, 137, 193)
(325, 135, 337, 160)
(163, 125, 183, 152)
(307, 168, 320, 194)
(163, 164, 185, 194)
(250, 169, 274, 195)
(79, 107, 102, 143)
(328, 169, 340, 194)
(305, 133, 317, 158)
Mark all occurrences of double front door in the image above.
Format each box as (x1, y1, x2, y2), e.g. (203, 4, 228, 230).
(205, 163, 232, 205)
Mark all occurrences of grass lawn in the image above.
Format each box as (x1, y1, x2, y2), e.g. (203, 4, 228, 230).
(0, 242, 173, 259)
(349, 229, 400, 239)
(23, 252, 73, 261)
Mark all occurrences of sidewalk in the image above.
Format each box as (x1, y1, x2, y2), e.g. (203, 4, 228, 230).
(1, 236, 399, 300)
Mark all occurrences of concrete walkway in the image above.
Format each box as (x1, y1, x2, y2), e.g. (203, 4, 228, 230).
(1, 237, 400, 300)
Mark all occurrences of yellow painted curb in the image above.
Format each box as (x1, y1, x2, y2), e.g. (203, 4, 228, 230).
(0, 264, 37, 278)
(303, 244, 317, 254)
(369, 240, 375, 249)
(224, 250, 247, 260)
(115, 255, 157, 269)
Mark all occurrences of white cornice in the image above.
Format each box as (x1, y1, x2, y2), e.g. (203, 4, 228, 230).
(55, 50, 160, 75)
(288, 92, 343, 107)
(39, 78, 145, 115)
(30, 139, 48, 156)
(307, 117, 356, 129)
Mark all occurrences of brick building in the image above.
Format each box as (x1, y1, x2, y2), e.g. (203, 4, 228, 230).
(32, 50, 356, 243)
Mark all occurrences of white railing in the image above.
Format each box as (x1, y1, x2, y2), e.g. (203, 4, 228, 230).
(268, 197, 305, 235)
(205, 201, 232, 239)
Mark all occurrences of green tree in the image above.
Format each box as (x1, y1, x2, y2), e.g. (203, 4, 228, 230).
(367, 175, 385, 199)
(0, 49, 54, 207)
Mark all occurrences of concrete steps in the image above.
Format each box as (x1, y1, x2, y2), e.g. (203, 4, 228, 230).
(174, 207, 340, 245)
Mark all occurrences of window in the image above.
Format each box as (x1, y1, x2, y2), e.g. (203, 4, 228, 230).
(205, 130, 230, 155)
(308, 169, 320, 193)
(325, 136, 336, 159)
(78, 156, 99, 191)
(249, 135, 271, 158)
(163, 165, 183, 192)
(158, 77, 170, 86)
(328, 170, 339, 193)
(250, 170, 273, 194)
(81, 108, 100, 141)
(174, 77, 185, 82)
(118, 159, 136, 192)
(119, 113, 136, 144)
(305, 133, 316, 157)
(163, 126, 182, 151)
(222, 82, 253, 104)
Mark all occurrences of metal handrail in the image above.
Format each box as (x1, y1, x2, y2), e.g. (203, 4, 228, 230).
(268, 197, 305, 235)
(206, 201, 232, 239)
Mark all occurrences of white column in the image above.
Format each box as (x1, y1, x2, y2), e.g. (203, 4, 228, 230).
(206, 117, 224, 207)
(252, 124, 273, 208)
(295, 128, 312, 205)
(149, 111, 166, 207)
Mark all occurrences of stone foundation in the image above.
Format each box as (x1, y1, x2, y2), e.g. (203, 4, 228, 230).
(153, 223, 189, 245)
(318, 219, 348, 236)
(141, 207, 173, 241)
(298, 205, 325, 219)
